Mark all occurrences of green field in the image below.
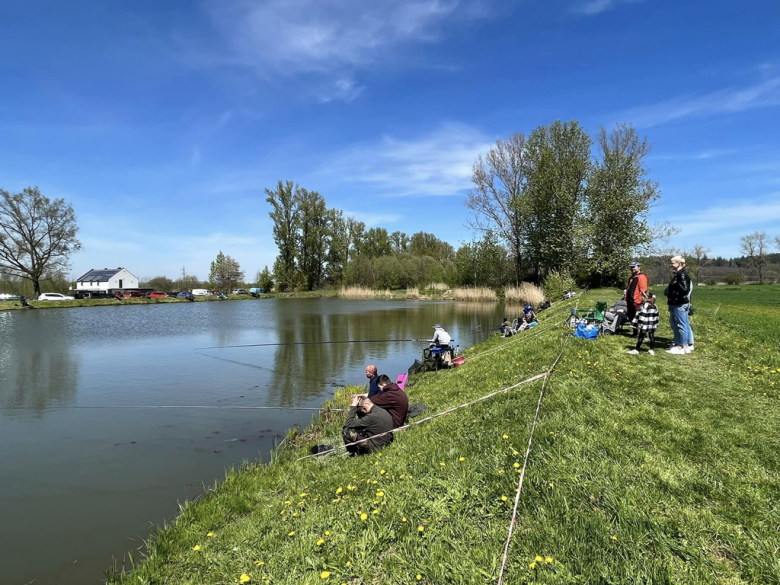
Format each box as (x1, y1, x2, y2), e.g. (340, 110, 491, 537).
(107, 286, 780, 585)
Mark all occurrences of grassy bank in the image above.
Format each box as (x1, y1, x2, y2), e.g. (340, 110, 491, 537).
(107, 286, 779, 584)
(0, 294, 266, 311)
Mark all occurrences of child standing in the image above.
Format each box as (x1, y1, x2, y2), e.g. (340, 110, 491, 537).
(627, 292, 659, 355)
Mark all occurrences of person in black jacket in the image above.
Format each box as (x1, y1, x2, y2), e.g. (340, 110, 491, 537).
(663, 255, 693, 355)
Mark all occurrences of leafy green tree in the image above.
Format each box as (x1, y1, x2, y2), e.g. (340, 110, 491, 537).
(209, 251, 244, 293)
(296, 188, 328, 290)
(0, 186, 82, 296)
(455, 231, 512, 287)
(363, 227, 393, 259)
(409, 231, 454, 262)
(258, 266, 274, 291)
(145, 276, 175, 291)
(265, 180, 300, 292)
(390, 231, 409, 253)
(525, 121, 591, 278)
(585, 124, 659, 286)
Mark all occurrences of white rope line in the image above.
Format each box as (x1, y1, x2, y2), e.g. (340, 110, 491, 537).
(496, 338, 568, 585)
(297, 371, 549, 461)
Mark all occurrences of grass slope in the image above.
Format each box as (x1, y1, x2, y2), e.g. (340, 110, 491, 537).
(108, 287, 780, 585)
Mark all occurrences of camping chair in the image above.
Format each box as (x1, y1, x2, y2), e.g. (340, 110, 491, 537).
(569, 301, 608, 331)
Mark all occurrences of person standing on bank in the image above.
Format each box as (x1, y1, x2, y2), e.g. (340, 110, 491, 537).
(664, 255, 694, 355)
(624, 261, 648, 334)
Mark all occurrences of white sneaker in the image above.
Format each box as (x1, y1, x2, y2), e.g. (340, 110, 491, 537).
(648, 350, 655, 356)
(627, 349, 639, 355)
(684, 346, 692, 354)
(666, 347, 685, 355)
(688, 345, 694, 353)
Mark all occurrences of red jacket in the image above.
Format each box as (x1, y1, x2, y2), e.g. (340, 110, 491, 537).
(369, 383, 409, 428)
(626, 272, 648, 305)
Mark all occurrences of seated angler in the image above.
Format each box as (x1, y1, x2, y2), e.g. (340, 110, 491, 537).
(429, 324, 452, 348)
(500, 318, 513, 337)
(342, 396, 394, 456)
(364, 364, 380, 398)
(517, 305, 537, 331)
(367, 374, 409, 428)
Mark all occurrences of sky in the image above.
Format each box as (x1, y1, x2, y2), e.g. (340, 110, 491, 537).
(1, 0, 779, 282)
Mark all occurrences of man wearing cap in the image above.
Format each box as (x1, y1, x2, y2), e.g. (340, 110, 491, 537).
(624, 261, 648, 333)
(429, 324, 451, 348)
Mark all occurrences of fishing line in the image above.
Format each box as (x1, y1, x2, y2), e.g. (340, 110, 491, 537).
(1, 405, 348, 412)
(197, 338, 432, 350)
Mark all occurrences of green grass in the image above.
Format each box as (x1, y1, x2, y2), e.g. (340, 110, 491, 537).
(106, 287, 780, 584)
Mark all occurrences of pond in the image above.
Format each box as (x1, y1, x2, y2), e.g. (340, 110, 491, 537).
(0, 298, 507, 585)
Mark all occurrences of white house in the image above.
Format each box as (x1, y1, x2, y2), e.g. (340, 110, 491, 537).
(74, 268, 139, 292)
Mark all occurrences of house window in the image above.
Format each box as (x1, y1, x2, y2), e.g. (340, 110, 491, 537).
(119, 279, 123, 288)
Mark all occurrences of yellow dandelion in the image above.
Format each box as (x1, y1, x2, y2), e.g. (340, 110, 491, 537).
(611, 535, 617, 541)
(416, 575, 422, 581)
(513, 462, 520, 468)
(240, 574, 251, 583)
(501, 495, 508, 501)
(535, 555, 543, 562)
(549, 482, 554, 488)
(372, 480, 377, 484)
(300, 493, 308, 497)
(206, 532, 214, 537)
(380, 469, 386, 475)
(502, 434, 509, 439)
(372, 510, 379, 515)
(376, 490, 384, 497)
(529, 562, 537, 570)
(360, 513, 368, 521)
(192, 545, 201, 551)
(498, 470, 505, 474)
(418, 525, 425, 532)
(320, 571, 331, 579)
(402, 517, 407, 522)
(316, 538, 325, 546)
(284, 500, 292, 505)
(332, 498, 341, 503)
(325, 530, 331, 536)
(346, 561, 352, 567)
(288, 531, 296, 536)
(336, 487, 343, 494)
(254, 561, 265, 567)
(545, 556, 553, 564)
(347, 484, 356, 490)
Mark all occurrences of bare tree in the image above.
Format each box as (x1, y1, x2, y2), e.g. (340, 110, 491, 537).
(690, 244, 711, 284)
(0, 186, 81, 296)
(465, 133, 528, 283)
(740, 231, 769, 283)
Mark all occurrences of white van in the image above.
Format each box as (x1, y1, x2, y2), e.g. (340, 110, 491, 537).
(191, 289, 212, 296)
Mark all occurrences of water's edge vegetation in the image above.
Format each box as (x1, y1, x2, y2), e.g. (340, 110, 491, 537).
(106, 286, 780, 584)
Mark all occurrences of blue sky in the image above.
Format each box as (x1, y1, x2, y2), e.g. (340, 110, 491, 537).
(1, 0, 779, 281)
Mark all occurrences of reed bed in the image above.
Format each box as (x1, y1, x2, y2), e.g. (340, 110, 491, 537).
(452, 286, 498, 302)
(426, 282, 449, 291)
(339, 286, 393, 299)
(505, 282, 546, 306)
(405, 287, 420, 299)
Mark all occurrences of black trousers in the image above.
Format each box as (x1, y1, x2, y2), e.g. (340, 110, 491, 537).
(635, 331, 655, 350)
(342, 428, 376, 455)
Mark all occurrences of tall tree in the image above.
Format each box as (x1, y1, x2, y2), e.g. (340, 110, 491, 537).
(466, 133, 528, 284)
(690, 244, 711, 284)
(585, 124, 660, 286)
(409, 231, 454, 262)
(209, 251, 244, 293)
(0, 186, 82, 296)
(740, 231, 770, 283)
(296, 188, 328, 290)
(265, 181, 301, 292)
(346, 217, 365, 257)
(524, 120, 591, 279)
(390, 231, 409, 253)
(362, 227, 393, 259)
(258, 266, 274, 291)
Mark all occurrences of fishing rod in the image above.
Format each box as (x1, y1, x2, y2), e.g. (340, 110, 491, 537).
(197, 338, 434, 350)
(1, 405, 349, 412)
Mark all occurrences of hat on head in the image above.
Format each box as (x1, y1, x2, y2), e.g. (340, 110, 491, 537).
(433, 323, 442, 329)
(629, 261, 640, 267)
(524, 305, 532, 314)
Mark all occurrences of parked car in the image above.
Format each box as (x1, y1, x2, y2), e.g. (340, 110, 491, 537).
(249, 287, 265, 296)
(192, 289, 212, 296)
(177, 291, 189, 297)
(144, 291, 168, 298)
(232, 289, 249, 295)
(38, 293, 75, 301)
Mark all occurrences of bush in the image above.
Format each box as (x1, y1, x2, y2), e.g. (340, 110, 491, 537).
(726, 273, 744, 285)
(705, 278, 717, 286)
(543, 270, 577, 302)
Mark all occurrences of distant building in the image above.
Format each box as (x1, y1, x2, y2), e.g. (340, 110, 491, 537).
(74, 268, 139, 293)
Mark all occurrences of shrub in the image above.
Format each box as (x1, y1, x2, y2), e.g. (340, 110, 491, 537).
(543, 271, 577, 302)
(705, 278, 717, 286)
(505, 282, 546, 306)
(726, 273, 744, 285)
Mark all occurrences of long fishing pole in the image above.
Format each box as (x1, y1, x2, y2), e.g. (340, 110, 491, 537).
(196, 338, 433, 350)
(1, 405, 348, 411)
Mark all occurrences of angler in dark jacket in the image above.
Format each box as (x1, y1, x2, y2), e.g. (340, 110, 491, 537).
(370, 375, 409, 428)
(342, 396, 394, 455)
(664, 255, 693, 355)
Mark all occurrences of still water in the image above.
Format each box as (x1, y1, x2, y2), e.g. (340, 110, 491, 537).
(0, 298, 505, 585)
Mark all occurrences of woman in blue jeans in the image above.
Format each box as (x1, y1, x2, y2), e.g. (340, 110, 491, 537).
(664, 255, 694, 355)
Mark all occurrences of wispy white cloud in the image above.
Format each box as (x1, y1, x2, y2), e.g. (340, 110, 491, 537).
(618, 76, 780, 128)
(652, 149, 737, 162)
(670, 195, 780, 238)
(327, 122, 492, 197)
(198, 0, 494, 102)
(343, 210, 402, 227)
(574, 0, 643, 15)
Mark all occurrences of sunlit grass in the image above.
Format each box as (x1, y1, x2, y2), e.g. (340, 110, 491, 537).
(107, 287, 780, 584)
